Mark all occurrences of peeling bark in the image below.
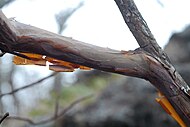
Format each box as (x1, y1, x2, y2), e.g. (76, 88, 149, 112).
(0, 13, 149, 79)
(0, 1, 189, 125)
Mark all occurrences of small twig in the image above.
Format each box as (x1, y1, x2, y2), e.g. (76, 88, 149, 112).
(0, 112, 9, 124)
(58, 94, 93, 117)
(0, 72, 58, 98)
(54, 97, 60, 118)
(156, 0, 164, 7)
(2, 115, 35, 124)
(2, 94, 93, 125)
(53, 73, 62, 118)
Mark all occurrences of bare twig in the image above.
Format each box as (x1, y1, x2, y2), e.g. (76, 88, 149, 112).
(0, 112, 9, 124)
(0, 0, 15, 9)
(54, 96, 60, 118)
(2, 115, 35, 124)
(156, 0, 164, 7)
(53, 73, 62, 119)
(2, 94, 93, 125)
(0, 72, 58, 98)
(56, 1, 84, 34)
(8, 65, 20, 113)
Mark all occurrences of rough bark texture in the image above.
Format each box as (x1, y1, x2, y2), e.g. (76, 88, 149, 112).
(114, 0, 190, 126)
(0, 0, 190, 125)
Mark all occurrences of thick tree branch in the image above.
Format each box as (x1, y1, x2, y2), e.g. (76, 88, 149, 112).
(0, 11, 150, 79)
(114, 0, 190, 126)
(0, 4, 190, 125)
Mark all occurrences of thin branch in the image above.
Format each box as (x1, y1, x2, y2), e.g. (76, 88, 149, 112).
(2, 115, 35, 124)
(53, 74, 62, 118)
(56, 1, 84, 34)
(0, 72, 58, 98)
(8, 65, 20, 113)
(0, 112, 9, 124)
(114, 0, 169, 61)
(156, 0, 164, 7)
(0, 0, 15, 8)
(2, 94, 93, 125)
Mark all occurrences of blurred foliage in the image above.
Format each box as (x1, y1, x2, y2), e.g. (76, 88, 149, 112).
(29, 108, 48, 117)
(29, 72, 111, 117)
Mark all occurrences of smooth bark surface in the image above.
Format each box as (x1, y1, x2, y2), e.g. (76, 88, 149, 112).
(0, 0, 190, 125)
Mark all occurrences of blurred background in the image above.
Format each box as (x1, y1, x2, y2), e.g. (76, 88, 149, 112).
(0, 0, 190, 126)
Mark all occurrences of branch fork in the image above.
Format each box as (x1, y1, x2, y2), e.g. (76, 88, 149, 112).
(0, 0, 189, 125)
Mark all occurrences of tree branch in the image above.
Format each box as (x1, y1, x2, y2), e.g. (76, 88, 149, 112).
(0, 112, 9, 124)
(1, 94, 93, 125)
(114, 0, 170, 64)
(0, 72, 57, 98)
(0, 11, 151, 79)
(0, 5, 190, 125)
(114, 0, 190, 126)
